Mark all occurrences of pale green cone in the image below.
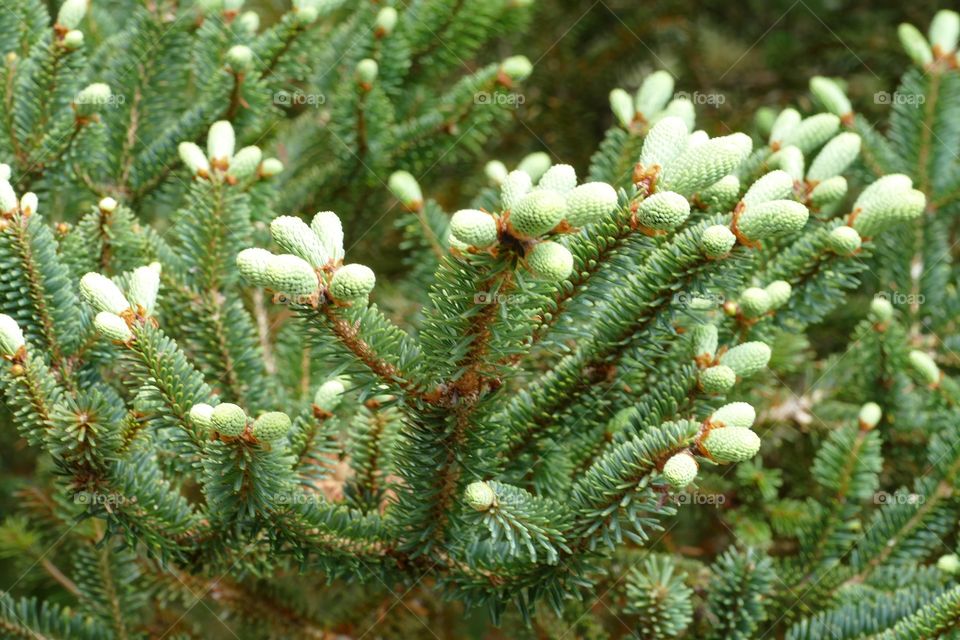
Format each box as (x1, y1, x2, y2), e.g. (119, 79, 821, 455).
(634, 70, 674, 118)
(329, 264, 376, 301)
(57, 0, 87, 28)
(527, 241, 574, 282)
(564, 182, 618, 227)
(227, 145, 262, 179)
(127, 263, 161, 314)
(189, 403, 215, 432)
(851, 175, 925, 237)
(700, 225, 736, 259)
(538, 164, 577, 193)
(485, 160, 509, 185)
(899, 23, 934, 66)
(720, 342, 771, 378)
(207, 120, 235, 165)
(870, 297, 894, 322)
(211, 402, 247, 437)
(356, 58, 378, 84)
(236, 248, 274, 287)
(660, 136, 750, 196)
(94, 312, 133, 342)
(500, 55, 532, 82)
(699, 365, 736, 394)
(252, 412, 292, 441)
(509, 189, 566, 238)
(743, 170, 795, 206)
(260, 158, 283, 177)
(691, 324, 718, 360)
(63, 30, 83, 50)
(807, 133, 861, 181)
(0, 180, 16, 213)
(810, 176, 848, 208)
(388, 171, 423, 209)
(909, 350, 941, 386)
(827, 225, 861, 255)
(80, 272, 130, 314)
(517, 152, 552, 182)
(178, 142, 210, 176)
(74, 83, 112, 116)
(226, 45, 253, 72)
(781, 113, 841, 155)
(271, 215, 329, 268)
(737, 200, 809, 242)
(809, 76, 852, 117)
(701, 427, 761, 463)
(464, 481, 496, 511)
(770, 145, 805, 182)
(450, 209, 498, 248)
(698, 175, 740, 211)
(709, 402, 756, 429)
(938, 554, 960, 574)
(500, 170, 533, 210)
(765, 280, 792, 309)
(314, 378, 346, 412)
(19, 192, 37, 216)
(265, 254, 319, 298)
(858, 402, 882, 430)
(739, 287, 771, 318)
(656, 98, 695, 130)
(311, 211, 345, 263)
(375, 6, 398, 35)
(662, 452, 698, 489)
(639, 116, 689, 169)
(930, 10, 960, 54)
(609, 88, 635, 127)
(238, 10, 259, 33)
(0, 314, 25, 356)
(769, 108, 801, 147)
(637, 191, 690, 231)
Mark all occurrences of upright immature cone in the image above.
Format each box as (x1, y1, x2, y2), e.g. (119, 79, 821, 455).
(742, 171, 795, 206)
(660, 135, 750, 196)
(500, 170, 533, 210)
(720, 342, 771, 377)
(709, 402, 756, 429)
(564, 182, 618, 227)
(314, 379, 346, 412)
(178, 142, 210, 176)
(94, 312, 133, 342)
(527, 241, 573, 282)
(311, 211, 345, 263)
(329, 264, 376, 301)
(909, 350, 941, 386)
(271, 216, 329, 268)
(701, 427, 761, 463)
(809, 76, 852, 118)
(211, 403, 247, 437)
(929, 10, 960, 54)
(634, 70, 674, 118)
(765, 281, 792, 309)
(127, 263, 161, 314)
(450, 209, 498, 248)
(850, 175, 925, 237)
(662, 452, 698, 489)
(699, 365, 736, 394)
(636, 192, 690, 231)
(858, 402, 882, 430)
(769, 108, 802, 147)
(189, 403, 215, 432)
(463, 481, 496, 511)
(264, 254, 319, 298)
(639, 116, 688, 169)
(807, 133, 861, 181)
(57, 0, 88, 28)
(236, 248, 273, 287)
(828, 226, 861, 255)
(508, 189, 566, 238)
(899, 23, 934, 66)
(80, 273, 130, 315)
(736, 200, 809, 243)
(780, 114, 840, 155)
(609, 88, 635, 127)
(538, 164, 577, 193)
(252, 412, 292, 441)
(700, 225, 736, 259)
(0, 314, 24, 357)
(388, 171, 423, 209)
(517, 152, 551, 182)
(207, 120, 236, 165)
(739, 287, 771, 318)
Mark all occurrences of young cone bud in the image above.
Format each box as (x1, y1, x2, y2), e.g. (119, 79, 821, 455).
(527, 241, 574, 282)
(178, 142, 210, 176)
(769, 108, 802, 147)
(128, 263, 161, 314)
(739, 287, 771, 318)
(265, 254, 319, 298)
(827, 225, 861, 255)
(870, 297, 894, 322)
(938, 554, 960, 575)
(236, 248, 273, 287)
(858, 402, 882, 430)
(228, 146, 262, 179)
(260, 158, 283, 177)
(329, 264, 376, 301)
(807, 132, 861, 181)
(930, 10, 960, 54)
(656, 98, 695, 129)
(517, 152, 552, 182)
(211, 403, 247, 437)
(501, 55, 532, 81)
(63, 30, 84, 50)
(899, 23, 934, 66)
(765, 280, 792, 309)
(564, 182, 618, 227)
(389, 171, 422, 209)
(634, 70, 674, 118)
(809, 76, 852, 117)
(743, 170, 795, 206)
(57, 0, 87, 29)
(74, 83, 112, 116)
(356, 58, 378, 84)
(609, 88, 635, 127)
(80, 273, 130, 314)
(375, 7, 398, 36)
(314, 379, 346, 412)
(207, 120, 235, 164)
(909, 350, 940, 386)
(699, 175, 740, 211)
(464, 481, 496, 511)
(450, 209, 498, 248)
(252, 412, 291, 441)
(639, 116, 688, 169)
(634, 191, 689, 232)
(737, 200, 809, 242)
(662, 452, 698, 489)
(701, 427, 761, 463)
(699, 365, 736, 394)
(226, 45, 254, 72)
(851, 175, 925, 237)
(0, 314, 24, 356)
(189, 403, 215, 432)
(509, 189, 566, 237)
(700, 225, 736, 258)
(19, 192, 38, 216)
(691, 324, 718, 359)
(311, 211, 345, 263)
(500, 170, 533, 210)
(538, 164, 577, 193)
(810, 176, 848, 208)
(94, 312, 132, 342)
(709, 402, 756, 429)
(781, 114, 840, 155)
(660, 136, 749, 196)
(720, 342, 771, 378)
(485, 160, 508, 185)
(271, 215, 329, 268)
(770, 145, 805, 181)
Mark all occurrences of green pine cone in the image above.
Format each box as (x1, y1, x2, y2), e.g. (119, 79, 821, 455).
(450, 209, 499, 248)
(851, 175, 926, 237)
(769, 108, 802, 147)
(0, 313, 24, 356)
(189, 403, 215, 432)
(563, 182, 618, 227)
(508, 189, 566, 238)
(655, 97, 695, 129)
(701, 427, 761, 463)
(770, 145, 805, 181)
(743, 170, 795, 206)
(260, 158, 283, 177)
(329, 264, 376, 301)
(736, 200, 809, 242)
(265, 254, 319, 298)
(94, 312, 133, 342)
(807, 132, 861, 181)
(375, 6, 398, 35)
(388, 171, 423, 209)
(765, 281, 792, 309)
(827, 225, 862, 255)
(938, 554, 960, 575)
(0, 180, 17, 213)
(637, 191, 690, 231)
(899, 23, 934, 66)
(662, 452, 698, 489)
(501, 55, 533, 81)
(809, 76, 852, 117)
(128, 263, 161, 314)
(858, 402, 882, 430)
(226, 45, 254, 72)
(485, 160, 509, 185)
(691, 324, 718, 360)
(80, 272, 131, 315)
(609, 88, 635, 127)
(57, 0, 88, 29)
(720, 342, 771, 378)
(228, 145, 262, 179)
(660, 135, 751, 196)
(271, 215, 329, 268)
(463, 481, 496, 511)
(207, 120, 235, 164)
(698, 175, 740, 211)
(236, 248, 274, 287)
(517, 152, 552, 182)
(869, 296, 894, 322)
(74, 83, 113, 117)
(311, 211, 345, 263)
(810, 176, 848, 208)
(739, 287, 771, 318)
(699, 365, 736, 394)
(780, 114, 840, 155)
(314, 378, 346, 412)
(252, 412, 292, 441)
(909, 350, 941, 386)
(709, 402, 756, 429)
(635, 70, 674, 118)
(500, 170, 533, 210)
(178, 142, 210, 176)
(356, 58, 378, 84)
(639, 116, 688, 169)
(929, 10, 960, 53)
(700, 224, 736, 258)
(211, 403, 247, 437)
(538, 164, 577, 193)
(527, 241, 574, 282)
